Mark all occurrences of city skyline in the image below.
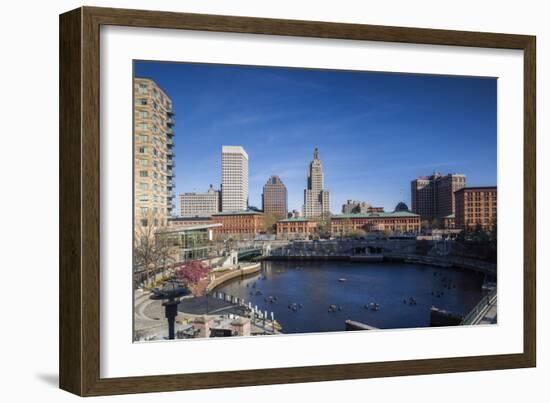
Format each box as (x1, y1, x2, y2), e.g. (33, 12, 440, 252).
(134, 61, 497, 213)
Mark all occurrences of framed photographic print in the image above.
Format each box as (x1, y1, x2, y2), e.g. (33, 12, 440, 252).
(59, 6, 536, 396)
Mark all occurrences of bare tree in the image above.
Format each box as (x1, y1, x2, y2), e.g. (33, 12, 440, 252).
(155, 233, 176, 279)
(133, 211, 166, 288)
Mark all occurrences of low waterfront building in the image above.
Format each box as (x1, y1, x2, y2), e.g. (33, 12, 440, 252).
(454, 186, 497, 231)
(276, 217, 318, 239)
(331, 211, 421, 235)
(155, 223, 222, 262)
(441, 214, 456, 229)
(211, 211, 265, 239)
(367, 206, 385, 213)
(417, 228, 462, 241)
(180, 185, 220, 216)
(342, 200, 371, 214)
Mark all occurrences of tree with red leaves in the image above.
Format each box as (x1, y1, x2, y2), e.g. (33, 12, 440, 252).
(176, 260, 210, 286)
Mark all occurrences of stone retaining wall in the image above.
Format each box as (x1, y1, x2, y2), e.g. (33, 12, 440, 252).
(208, 263, 262, 290)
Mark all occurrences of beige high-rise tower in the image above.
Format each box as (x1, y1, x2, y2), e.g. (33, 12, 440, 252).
(134, 77, 175, 233)
(303, 148, 330, 218)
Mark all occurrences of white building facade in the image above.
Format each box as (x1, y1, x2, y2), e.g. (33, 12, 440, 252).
(221, 145, 249, 212)
(180, 185, 220, 216)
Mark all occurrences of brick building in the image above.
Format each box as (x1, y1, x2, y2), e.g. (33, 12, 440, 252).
(411, 172, 466, 219)
(211, 211, 264, 239)
(276, 218, 318, 239)
(454, 187, 497, 231)
(331, 211, 421, 235)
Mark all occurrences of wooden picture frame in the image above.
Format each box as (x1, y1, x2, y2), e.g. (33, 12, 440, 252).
(59, 6, 536, 396)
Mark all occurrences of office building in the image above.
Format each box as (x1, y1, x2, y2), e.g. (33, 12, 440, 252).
(342, 200, 371, 214)
(221, 146, 249, 212)
(262, 175, 288, 218)
(180, 185, 220, 217)
(411, 172, 466, 219)
(303, 148, 330, 218)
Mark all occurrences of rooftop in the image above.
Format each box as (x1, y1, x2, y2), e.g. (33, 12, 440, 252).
(169, 216, 212, 221)
(278, 217, 311, 223)
(332, 211, 420, 219)
(212, 210, 263, 216)
(157, 223, 222, 234)
(455, 186, 497, 192)
(222, 145, 248, 159)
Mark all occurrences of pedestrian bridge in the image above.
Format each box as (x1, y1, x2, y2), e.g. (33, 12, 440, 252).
(237, 248, 263, 260)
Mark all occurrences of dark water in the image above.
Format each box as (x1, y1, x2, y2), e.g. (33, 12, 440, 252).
(217, 260, 486, 334)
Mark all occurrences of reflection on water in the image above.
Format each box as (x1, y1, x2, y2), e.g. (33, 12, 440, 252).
(217, 260, 485, 334)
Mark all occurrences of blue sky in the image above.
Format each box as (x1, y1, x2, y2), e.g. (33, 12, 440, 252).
(135, 61, 497, 213)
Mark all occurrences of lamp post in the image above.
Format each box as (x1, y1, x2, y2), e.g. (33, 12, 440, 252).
(205, 287, 210, 315)
(150, 280, 189, 340)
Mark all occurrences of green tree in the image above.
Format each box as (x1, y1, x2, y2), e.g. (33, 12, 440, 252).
(315, 213, 332, 239)
(350, 229, 367, 239)
(263, 213, 279, 234)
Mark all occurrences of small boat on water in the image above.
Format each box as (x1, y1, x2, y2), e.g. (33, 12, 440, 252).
(338, 278, 347, 282)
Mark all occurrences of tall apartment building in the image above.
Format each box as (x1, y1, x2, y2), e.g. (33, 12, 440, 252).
(411, 172, 466, 220)
(454, 187, 497, 231)
(134, 77, 175, 232)
(262, 175, 288, 218)
(303, 148, 330, 218)
(180, 185, 220, 217)
(221, 146, 249, 212)
(342, 200, 371, 214)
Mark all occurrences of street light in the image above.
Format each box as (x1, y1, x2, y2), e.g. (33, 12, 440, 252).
(150, 280, 189, 340)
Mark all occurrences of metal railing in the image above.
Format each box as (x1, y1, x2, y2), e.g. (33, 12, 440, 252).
(461, 289, 497, 325)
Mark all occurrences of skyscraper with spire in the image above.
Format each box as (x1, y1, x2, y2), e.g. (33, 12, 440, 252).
(303, 148, 330, 218)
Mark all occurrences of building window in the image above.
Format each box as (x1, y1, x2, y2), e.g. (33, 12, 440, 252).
(140, 183, 148, 191)
(139, 111, 148, 119)
(140, 219, 148, 227)
(138, 84, 148, 94)
(138, 146, 148, 154)
(140, 207, 148, 215)
(140, 123, 148, 130)
(140, 99, 147, 105)
(138, 134, 148, 142)
(139, 170, 148, 177)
